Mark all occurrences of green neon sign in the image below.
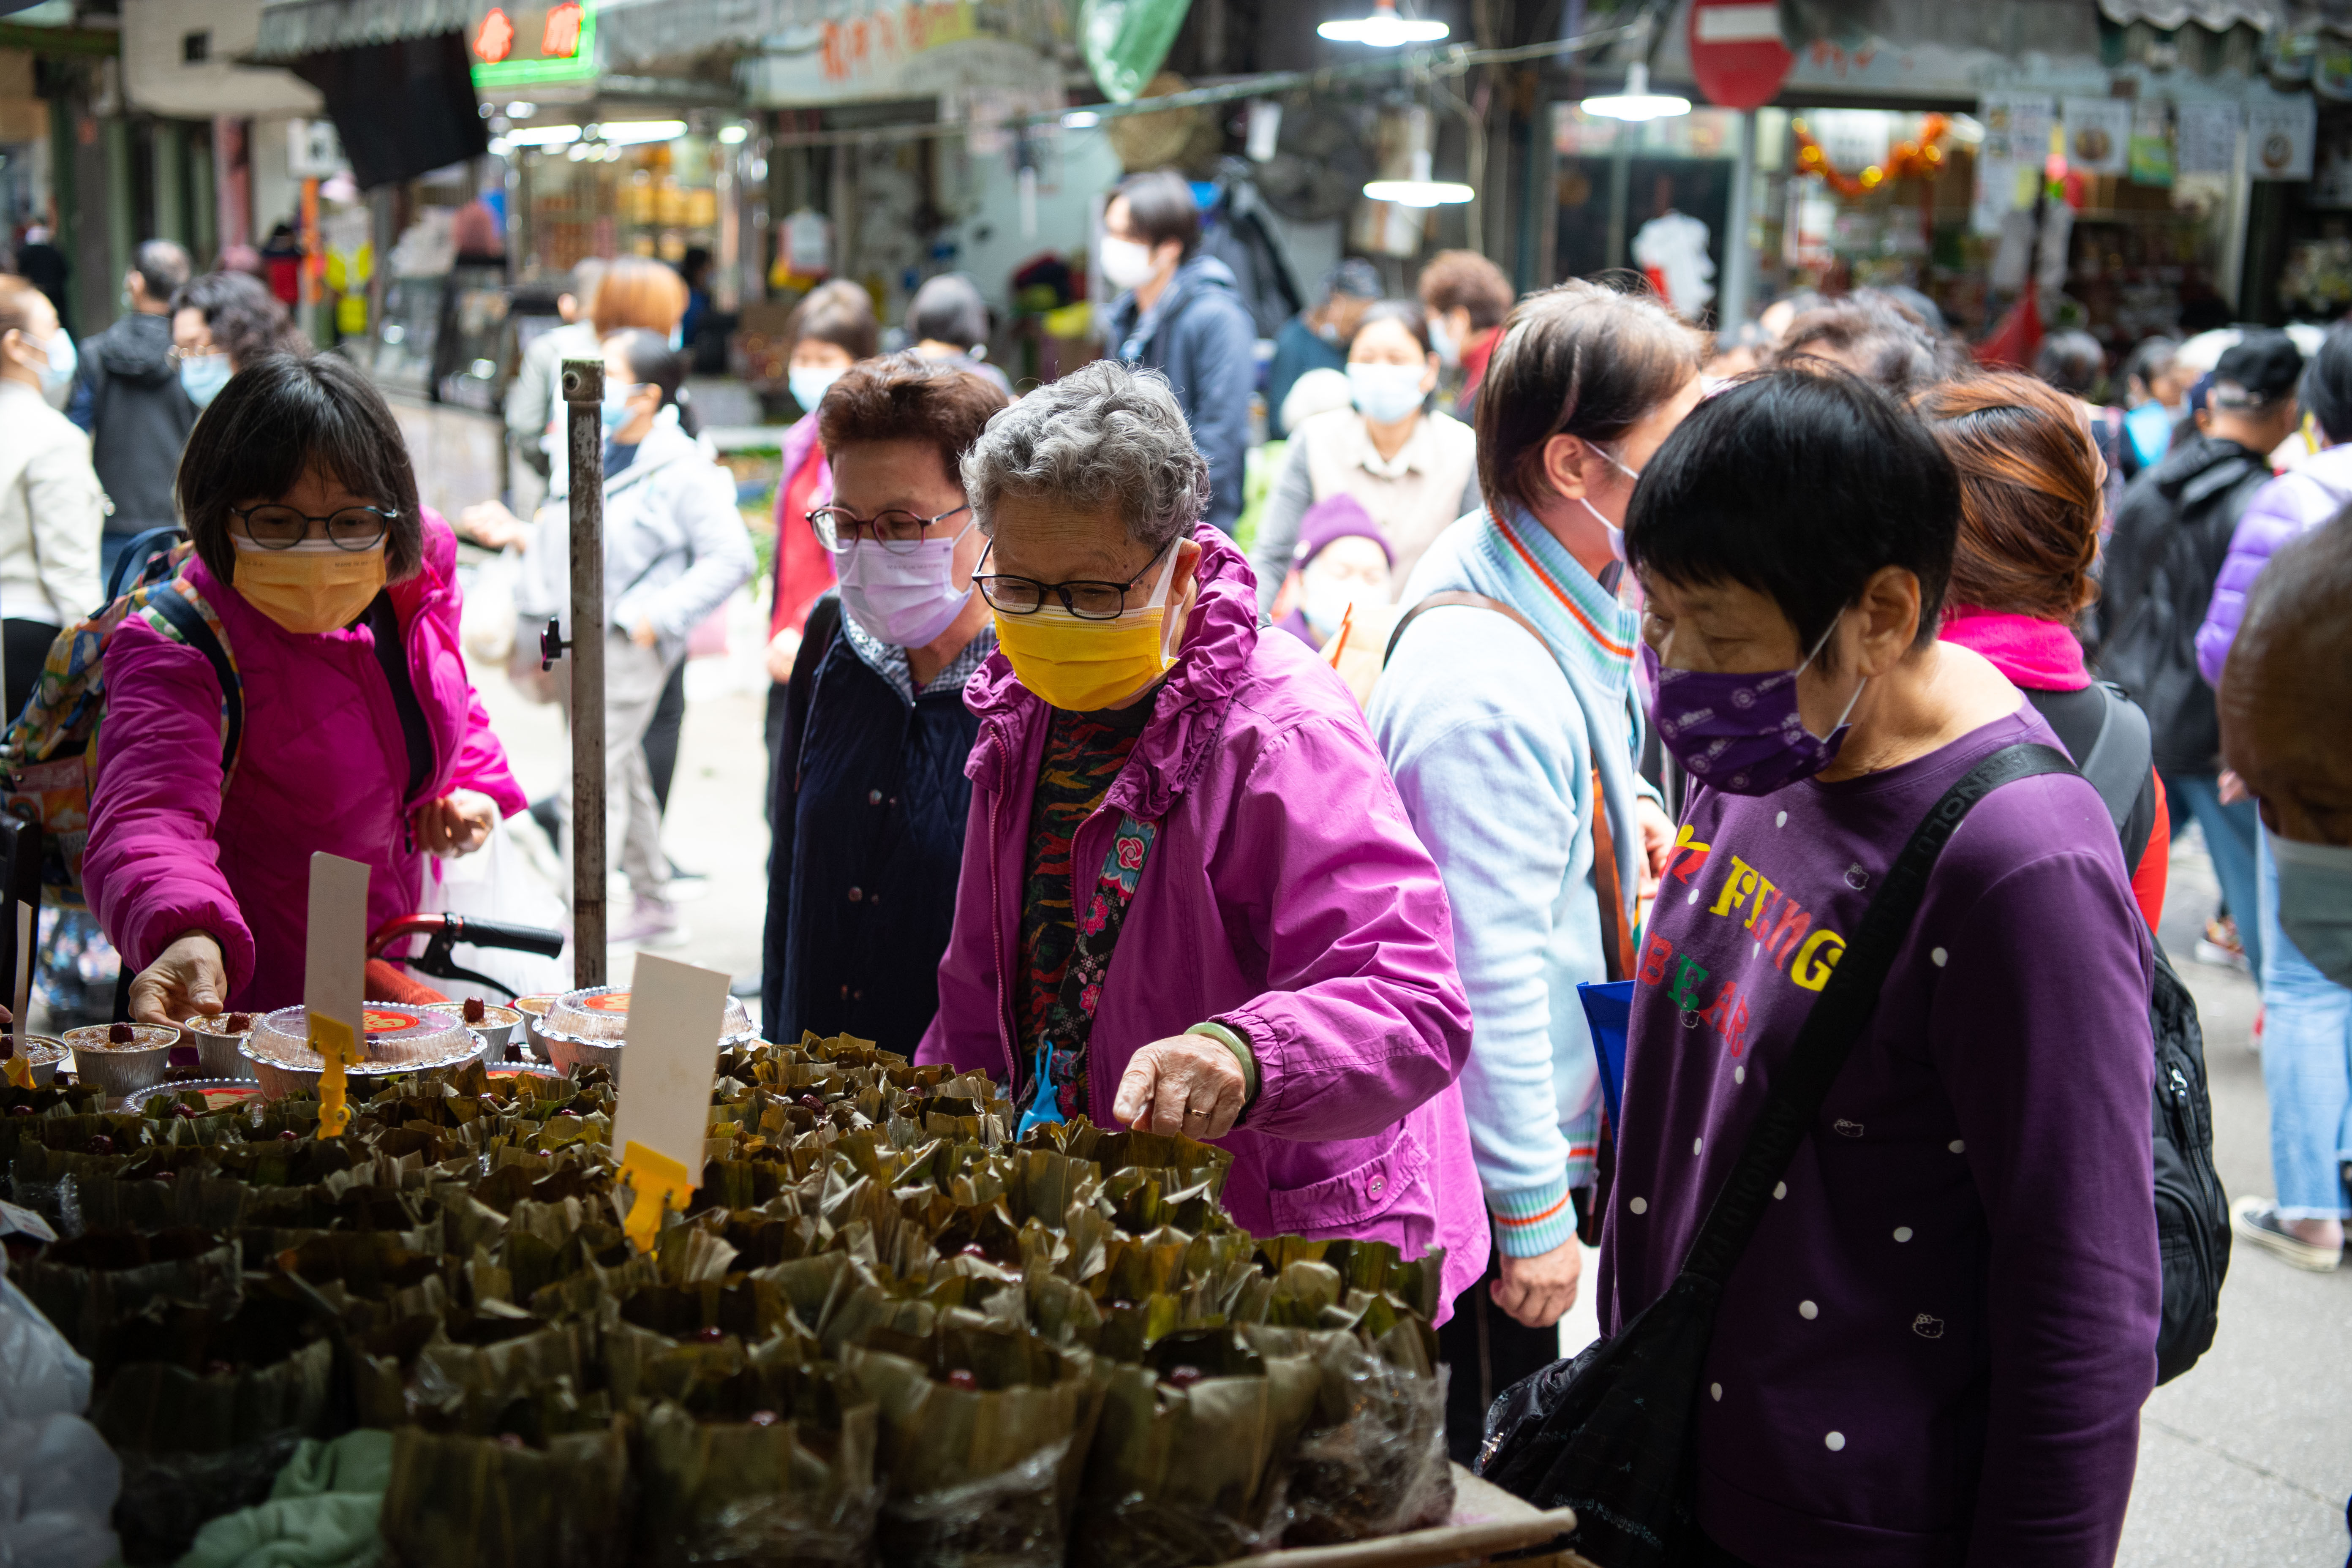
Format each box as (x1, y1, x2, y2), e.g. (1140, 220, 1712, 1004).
(470, 0, 599, 89)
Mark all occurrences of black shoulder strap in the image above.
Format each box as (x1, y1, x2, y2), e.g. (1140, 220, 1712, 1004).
(363, 592, 435, 804)
(2077, 682, 2152, 835)
(1677, 742, 2078, 1287)
(144, 583, 243, 776)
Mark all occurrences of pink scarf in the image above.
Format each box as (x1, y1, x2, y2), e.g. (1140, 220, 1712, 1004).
(1940, 605, 2091, 691)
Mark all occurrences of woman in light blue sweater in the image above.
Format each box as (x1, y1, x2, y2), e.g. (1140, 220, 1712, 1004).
(1368, 279, 1700, 1459)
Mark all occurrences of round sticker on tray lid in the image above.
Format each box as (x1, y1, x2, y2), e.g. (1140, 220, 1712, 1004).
(584, 991, 632, 1013)
(364, 1007, 425, 1034)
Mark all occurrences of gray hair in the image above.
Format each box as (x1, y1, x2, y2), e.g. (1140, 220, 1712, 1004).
(961, 359, 1211, 553)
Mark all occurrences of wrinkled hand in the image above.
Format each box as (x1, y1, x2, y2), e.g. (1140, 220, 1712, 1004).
(2219, 769, 2250, 806)
(1492, 1233, 1582, 1329)
(765, 627, 802, 684)
(457, 500, 532, 551)
(412, 789, 498, 856)
(130, 931, 228, 1033)
(1634, 794, 1675, 906)
(1112, 1035, 1247, 1140)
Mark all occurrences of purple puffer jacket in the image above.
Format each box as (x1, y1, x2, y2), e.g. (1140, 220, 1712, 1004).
(917, 524, 1489, 1317)
(87, 512, 529, 1010)
(2195, 442, 2352, 687)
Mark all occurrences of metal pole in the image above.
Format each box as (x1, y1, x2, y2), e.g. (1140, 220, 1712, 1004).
(1719, 109, 1758, 329)
(561, 357, 607, 988)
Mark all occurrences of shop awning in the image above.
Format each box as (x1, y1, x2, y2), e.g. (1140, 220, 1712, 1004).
(2094, 0, 2286, 27)
(252, 0, 479, 63)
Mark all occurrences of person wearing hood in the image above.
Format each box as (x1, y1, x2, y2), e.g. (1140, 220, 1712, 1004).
(2200, 322, 2352, 1274)
(2096, 330, 2304, 983)
(1268, 494, 1393, 651)
(512, 329, 754, 949)
(0, 275, 105, 719)
(86, 352, 527, 1018)
(67, 240, 195, 585)
(918, 359, 1487, 1324)
(1098, 171, 1258, 537)
(761, 354, 1009, 1052)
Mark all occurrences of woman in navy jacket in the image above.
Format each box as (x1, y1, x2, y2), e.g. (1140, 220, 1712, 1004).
(760, 354, 1010, 1050)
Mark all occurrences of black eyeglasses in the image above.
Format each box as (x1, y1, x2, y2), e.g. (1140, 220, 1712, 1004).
(230, 503, 397, 552)
(806, 502, 972, 556)
(972, 539, 1169, 620)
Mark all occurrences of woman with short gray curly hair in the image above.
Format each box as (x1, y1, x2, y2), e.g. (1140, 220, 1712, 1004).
(920, 359, 1489, 1322)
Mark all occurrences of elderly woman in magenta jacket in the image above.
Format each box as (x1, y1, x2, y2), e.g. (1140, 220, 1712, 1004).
(87, 353, 525, 1020)
(917, 361, 1487, 1314)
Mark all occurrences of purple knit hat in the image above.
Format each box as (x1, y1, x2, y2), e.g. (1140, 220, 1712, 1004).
(1293, 494, 1394, 570)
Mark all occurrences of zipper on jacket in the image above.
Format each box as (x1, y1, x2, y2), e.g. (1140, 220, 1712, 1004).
(983, 733, 1017, 1087)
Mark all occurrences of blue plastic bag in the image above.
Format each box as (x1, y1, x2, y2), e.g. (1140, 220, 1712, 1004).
(1576, 980, 1635, 1132)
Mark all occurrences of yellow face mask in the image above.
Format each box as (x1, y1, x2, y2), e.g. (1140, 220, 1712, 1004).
(993, 544, 1182, 712)
(232, 539, 387, 635)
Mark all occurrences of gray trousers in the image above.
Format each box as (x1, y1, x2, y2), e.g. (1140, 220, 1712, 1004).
(552, 632, 675, 903)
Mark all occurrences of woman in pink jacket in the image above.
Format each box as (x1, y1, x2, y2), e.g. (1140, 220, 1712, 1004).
(86, 352, 527, 1019)
(918, 360, 1487, 1316)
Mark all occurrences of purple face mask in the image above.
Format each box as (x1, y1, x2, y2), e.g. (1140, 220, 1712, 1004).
(1642, 620, 1866, 796)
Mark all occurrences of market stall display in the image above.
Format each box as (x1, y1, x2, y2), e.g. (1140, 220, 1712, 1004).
(0, 1030, 1521, 1568)
(236, 1005, 487, 1100)
(536, 985, 758, 1079)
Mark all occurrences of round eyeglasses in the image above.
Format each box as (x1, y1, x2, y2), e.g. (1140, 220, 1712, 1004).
(230, 503, 397, 551)
(807, 503, 972, 555)
(972, 539, 1170, 620)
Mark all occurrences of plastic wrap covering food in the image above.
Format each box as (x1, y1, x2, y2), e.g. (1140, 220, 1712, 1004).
(0, 1260, 117, 1568)
(542, 986, 754, 1043)
(378, 1421, 632, 1568)
(844, 1320, 1103, 1568)
(0, 1037, 1457, 1567)
(1071, 1329, 1321, 1568)
(245, 1004, 474, 1074)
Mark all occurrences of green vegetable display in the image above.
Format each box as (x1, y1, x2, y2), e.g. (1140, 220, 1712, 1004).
(0, 1033, 1452, 1565)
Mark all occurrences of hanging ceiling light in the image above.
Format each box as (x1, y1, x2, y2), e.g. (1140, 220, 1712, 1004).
(1319, 0, 1447, 47)
(1364, 147, 1473, 207)
(1580, 61, 1691, 122)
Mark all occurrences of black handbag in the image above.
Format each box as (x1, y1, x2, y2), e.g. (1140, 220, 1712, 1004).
(1476, 743, 2075, 1568)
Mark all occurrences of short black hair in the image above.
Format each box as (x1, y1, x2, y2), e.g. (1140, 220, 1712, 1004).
(907, 272, 990, 349)
(1351, 299, 1430, 355)
(177, 352, 424, 588)
(1115, 170, 1200, 261)
(1627, 368, 1960, 671)
(2303, 320, 2352, 443)
(132, 240, 191, 299)
(2034, 329, 2105, 398)
(171, 270, 302, 370)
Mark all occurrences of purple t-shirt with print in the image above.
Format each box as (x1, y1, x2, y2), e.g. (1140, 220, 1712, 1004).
(1598, 707, 2160, 1568)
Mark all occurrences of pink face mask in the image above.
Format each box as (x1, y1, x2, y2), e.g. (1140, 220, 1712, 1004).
(1641, 617, 1867, 796)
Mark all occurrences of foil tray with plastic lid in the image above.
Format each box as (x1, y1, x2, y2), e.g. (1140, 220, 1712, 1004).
(238, 1004, 488, 1099)
(537, 985, 756, 1079)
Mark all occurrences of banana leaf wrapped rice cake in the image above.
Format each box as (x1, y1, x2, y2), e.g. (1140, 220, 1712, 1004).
(0, 1031, 1456, 1565)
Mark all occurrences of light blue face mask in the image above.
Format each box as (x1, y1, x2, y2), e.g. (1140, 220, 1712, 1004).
(179, 351, 230, 409)
(789, 364, 844, 414)
(2272, 833, 2352, 990)
(33, 329, 75, 403)
(600, 383, 643, 433)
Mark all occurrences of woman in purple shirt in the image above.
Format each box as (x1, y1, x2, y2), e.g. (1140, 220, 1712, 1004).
(1612, 368, 2160, 1567)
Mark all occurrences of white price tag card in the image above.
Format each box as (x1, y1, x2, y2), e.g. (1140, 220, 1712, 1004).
(612, 955, 730, 1166)
(304, 851, 370, 1073)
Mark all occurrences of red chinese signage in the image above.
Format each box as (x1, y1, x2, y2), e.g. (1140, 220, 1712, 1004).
(473, 6, 515, 62)
(542, 2, 583, 58)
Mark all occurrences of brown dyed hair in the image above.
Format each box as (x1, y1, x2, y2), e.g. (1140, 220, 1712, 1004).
(818, 351, 1011, 488)
(1912, 370, 2102, 621)
(1474, 278, 1699, 520)
(1418, 249, 1515, 331)
(787, 279, 880, 362)
(590, 256, 689, 336)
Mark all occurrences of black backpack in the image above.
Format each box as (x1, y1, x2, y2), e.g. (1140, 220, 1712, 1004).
(2062, 681, 2230, 1383)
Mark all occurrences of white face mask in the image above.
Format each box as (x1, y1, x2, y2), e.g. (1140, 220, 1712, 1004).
(1576, 443, 1643, 561)
(1099, 235, 1160, 294)
(789, 365, 844, 415)
(27, 328, 74, 407)
(1349, 362, 1426, 425)
(2272, 834, 2352, 990)
(836, 515, 977, 648)
(1427, 313, 1459, 369)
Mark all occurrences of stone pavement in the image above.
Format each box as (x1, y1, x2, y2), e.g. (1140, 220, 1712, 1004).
(2121, 825, 2352, 1568)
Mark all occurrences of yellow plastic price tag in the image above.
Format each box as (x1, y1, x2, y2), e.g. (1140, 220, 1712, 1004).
(311, 1014, 358, 1138)
(619, 1139, 693, 1253)
(1, 1054, 30, 1092)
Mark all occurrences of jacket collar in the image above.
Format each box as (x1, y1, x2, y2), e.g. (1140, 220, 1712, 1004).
(604, 412, 701, 497)
(1111, 255, 1240, 362)
(963, 522, 1258, 821)
(2151, 430, 2259, 497)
